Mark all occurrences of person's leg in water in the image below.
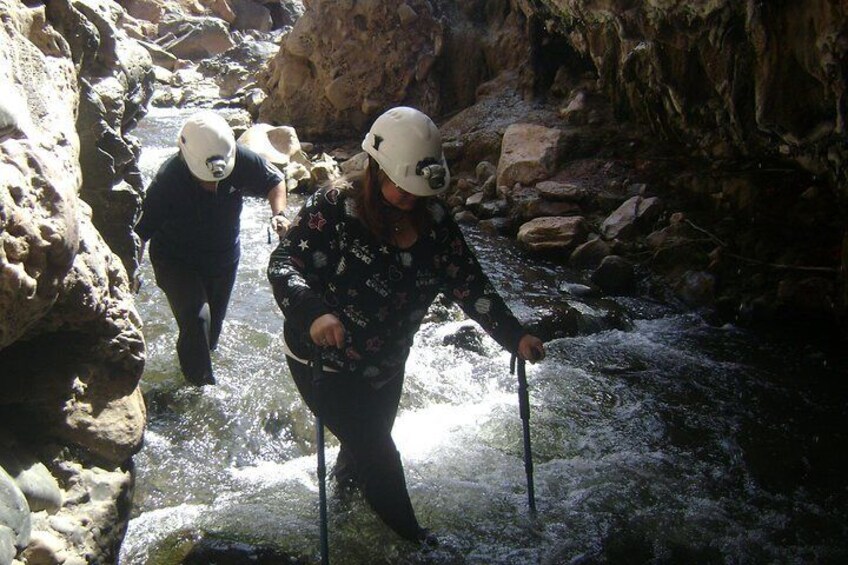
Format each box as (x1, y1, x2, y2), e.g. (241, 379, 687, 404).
(330, 444, 358, 493)
(204, 264, 237, 351)
(289, 359, 427, 542)
(151, 255, 215, 385)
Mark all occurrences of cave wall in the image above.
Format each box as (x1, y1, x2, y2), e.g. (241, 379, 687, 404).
(535, 0, 846, 190)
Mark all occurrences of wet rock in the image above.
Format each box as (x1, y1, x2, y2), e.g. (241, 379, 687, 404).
(591, 255, 636, 295)
(496, 123, 562, 190)
(776, 277, 837, 323)
(535, 180, 586, 203)
(517, 216, 588, 254)
(0, 450, 62, 514)
(465, 191, 486, 208)
(517, 198, 581, 220)
(158, 16, 235, 60)
(601, 195, 663, 241)
(442, 324, 487, 355)
(476, 198, 509, 220)
(0, 527, 13, 565)
(182, 537, 307, 564)
(521, 304, 582, 341)
(675, 270, 716, 308)
(558, 281, 599, 298)
(424, 295, 464, 324)
(20, 529, 66, 565)
(454, 210, 478, 225)
(0, 466, 30, 554)
(598, 358, 649, 375)
(569, 237, 611, 269)
(475, 161, 497, 184)
(479, 217, 513, 235)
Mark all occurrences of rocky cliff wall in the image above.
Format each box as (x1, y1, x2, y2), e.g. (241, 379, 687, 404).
(527, 0, 847, 328)
(257, 0, 532, 138)
(535, 0, 846, 196)
(257, 0, 847, 330)
(0, 0, 150, 562)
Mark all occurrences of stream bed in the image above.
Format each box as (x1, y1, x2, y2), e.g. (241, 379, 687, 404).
(119, 108, 848, 565)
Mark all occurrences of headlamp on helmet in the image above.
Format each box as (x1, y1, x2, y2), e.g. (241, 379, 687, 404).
(416, 158, 447, 190)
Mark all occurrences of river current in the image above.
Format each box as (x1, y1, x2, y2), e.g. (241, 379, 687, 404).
(118, 108, 847, 564)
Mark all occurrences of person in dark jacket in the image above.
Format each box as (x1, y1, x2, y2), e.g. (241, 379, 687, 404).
(136, 111, 289, 385)
(267, 106, 544, 543)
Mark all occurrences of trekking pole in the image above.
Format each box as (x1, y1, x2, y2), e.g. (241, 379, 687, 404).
(510, 353, 537, 517)
(311, 348, 330, 565)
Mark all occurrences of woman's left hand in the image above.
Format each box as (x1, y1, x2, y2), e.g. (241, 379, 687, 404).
(517, 334, 545, 363)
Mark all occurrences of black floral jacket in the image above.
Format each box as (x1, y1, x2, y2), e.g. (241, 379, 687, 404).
(267, 186, 525, 385)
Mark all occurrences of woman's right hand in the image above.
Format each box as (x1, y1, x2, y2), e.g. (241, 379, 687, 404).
(310, 314, 346, 349)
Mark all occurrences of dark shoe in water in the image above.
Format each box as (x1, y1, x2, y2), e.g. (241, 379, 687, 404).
(185, 371, 216, 386)
(416, 528, 439, 550)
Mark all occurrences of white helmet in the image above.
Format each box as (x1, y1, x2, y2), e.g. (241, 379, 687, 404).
(178, 111, 236, 182)
(361, 106, 450, 196)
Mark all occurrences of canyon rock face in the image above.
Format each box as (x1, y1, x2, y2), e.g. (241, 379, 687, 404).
(527, 0, 847, 326)
(257, 0, 530, 139)
(535, 0, 846, 195)
(258, 0, 846, 330)
(0, 0, 149, 562)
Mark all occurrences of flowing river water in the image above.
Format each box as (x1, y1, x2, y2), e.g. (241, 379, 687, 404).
(119, 108, 848, 564)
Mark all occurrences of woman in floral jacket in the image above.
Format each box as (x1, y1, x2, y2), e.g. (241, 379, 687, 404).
(267, 107, 544, 544)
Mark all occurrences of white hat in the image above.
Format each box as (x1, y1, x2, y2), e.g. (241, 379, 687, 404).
(361, 106, 450, 196)
(238, 123, 301, 165)
(178, 111, 236, 182)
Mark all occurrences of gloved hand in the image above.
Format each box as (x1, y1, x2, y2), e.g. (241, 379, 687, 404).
(270, 213, 291, 240)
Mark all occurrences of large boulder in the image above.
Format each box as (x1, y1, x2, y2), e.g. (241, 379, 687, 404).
(258, 0, 446, 138)
(258, 0, 531, 139)
(158, 14, 235, 60)
(0, 467, 30, 559)
(517, 216, 588, 254)
(496, 123, 563, 190)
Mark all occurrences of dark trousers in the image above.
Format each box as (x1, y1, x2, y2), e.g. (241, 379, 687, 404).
(287, 358, 422, 541)
(151, 256, 237, 385)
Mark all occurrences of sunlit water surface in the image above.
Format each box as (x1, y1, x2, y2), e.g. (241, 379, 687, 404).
(119, 107, 848, 565)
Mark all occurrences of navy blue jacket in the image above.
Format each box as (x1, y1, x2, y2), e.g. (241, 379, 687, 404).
(135, 145, 283, 275)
